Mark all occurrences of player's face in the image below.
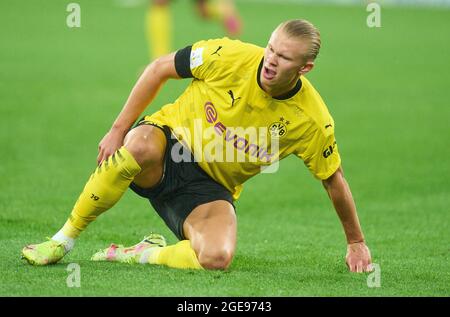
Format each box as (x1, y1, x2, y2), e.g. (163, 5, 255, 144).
(261, 29, 313, 93)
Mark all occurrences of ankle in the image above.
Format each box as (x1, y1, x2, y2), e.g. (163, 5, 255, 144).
(52, 230, 75, 253)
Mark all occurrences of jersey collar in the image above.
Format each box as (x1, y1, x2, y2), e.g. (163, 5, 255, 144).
(256, 58, 302, 100)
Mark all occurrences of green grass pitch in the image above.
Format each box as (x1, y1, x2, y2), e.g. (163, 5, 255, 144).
(0, 0, 449, 296)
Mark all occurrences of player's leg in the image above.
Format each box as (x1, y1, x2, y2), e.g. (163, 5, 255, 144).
(195, 0, 242, 37)
(62, 125, 166, 241)
(195, 0, 210, 19)
(123, 124, 166, 188)
(22, 125, 166, 265)
(142, 200, 236, 270)
(183, 199, 237, 269)
(87, 123, 236, 270)
(146, 0, 172, 60)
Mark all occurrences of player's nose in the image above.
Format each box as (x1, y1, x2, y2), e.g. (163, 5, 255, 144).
(268, 53, 278, 66)
(265, 55, 275, 67)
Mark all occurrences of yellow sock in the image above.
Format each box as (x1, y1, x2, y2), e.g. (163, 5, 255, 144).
(146, 3, 171, 60)
(148, 240, 203, 270)
(62, 147, 141, 238)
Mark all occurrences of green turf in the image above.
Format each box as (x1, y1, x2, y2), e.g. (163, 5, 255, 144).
(0, 0, 449, 296)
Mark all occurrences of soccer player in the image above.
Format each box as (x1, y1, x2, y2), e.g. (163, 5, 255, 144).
(22, 19, 373, 272)
(147, 0, 241, 59)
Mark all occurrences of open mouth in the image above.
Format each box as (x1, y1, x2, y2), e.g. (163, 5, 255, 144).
(263, 66, 276, 80)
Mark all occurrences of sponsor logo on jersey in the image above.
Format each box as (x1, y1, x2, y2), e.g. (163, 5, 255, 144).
(323, 141, 337, 158)
(204, 101, 275, 163)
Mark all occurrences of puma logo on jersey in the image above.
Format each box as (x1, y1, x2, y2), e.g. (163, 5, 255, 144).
(325, 124, 332, 129)
(228, 90, 241, 107)
(211, 46, 223, 56)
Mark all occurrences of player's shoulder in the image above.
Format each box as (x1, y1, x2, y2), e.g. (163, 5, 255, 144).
(192, 37, 263, 60)
(298, 76, 335, 137)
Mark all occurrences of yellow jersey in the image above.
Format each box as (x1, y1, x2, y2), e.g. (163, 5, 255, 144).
(144, 37, 341, 200)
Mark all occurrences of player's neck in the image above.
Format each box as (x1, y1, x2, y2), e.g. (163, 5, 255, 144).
(261, 76, 300, 99)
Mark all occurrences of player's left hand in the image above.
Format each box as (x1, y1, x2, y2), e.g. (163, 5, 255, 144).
(345, 242, 373, 273)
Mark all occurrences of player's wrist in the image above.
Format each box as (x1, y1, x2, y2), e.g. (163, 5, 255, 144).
(347, 241, 365, 247)
(346, 236, 365, 245)
(110, 123, 130, 135)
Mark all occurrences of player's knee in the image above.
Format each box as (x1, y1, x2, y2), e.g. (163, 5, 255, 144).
(124, 126, 165, 167)
(198, 248, 234, 270)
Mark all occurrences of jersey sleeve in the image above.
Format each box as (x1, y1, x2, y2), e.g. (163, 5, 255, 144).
(295, 124, 341, 180)
(174, 45, 193, 78)
(174, 38, 238, 81)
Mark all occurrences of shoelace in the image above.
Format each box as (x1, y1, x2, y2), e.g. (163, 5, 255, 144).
(45, 237, 67, 249)
(142, 235, 165, 247)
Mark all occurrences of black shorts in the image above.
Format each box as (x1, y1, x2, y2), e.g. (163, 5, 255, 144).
(129, 122, 235, 241)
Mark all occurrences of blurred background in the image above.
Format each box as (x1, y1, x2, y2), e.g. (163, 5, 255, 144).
(0, 0, 449, 296)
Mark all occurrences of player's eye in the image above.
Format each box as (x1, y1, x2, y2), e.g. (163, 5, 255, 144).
(278, 53, 292, 61)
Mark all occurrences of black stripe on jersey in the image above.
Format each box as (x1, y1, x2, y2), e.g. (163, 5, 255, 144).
(175, 45, 193, 78)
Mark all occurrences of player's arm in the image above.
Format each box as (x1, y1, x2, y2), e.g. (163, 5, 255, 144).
(322, 166, 372, 273)
(97, 52, 181, 164)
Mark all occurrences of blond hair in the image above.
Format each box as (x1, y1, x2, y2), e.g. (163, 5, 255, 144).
(277, 19, 321, 61)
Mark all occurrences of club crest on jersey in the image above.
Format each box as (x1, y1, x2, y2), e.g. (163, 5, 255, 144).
(269, 117, 289, 138)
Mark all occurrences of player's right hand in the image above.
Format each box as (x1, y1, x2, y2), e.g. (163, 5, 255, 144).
(97, 129, 126, 165)
(345, 242, 373, 273)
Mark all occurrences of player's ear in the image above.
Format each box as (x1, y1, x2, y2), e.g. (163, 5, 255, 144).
(298, 61, 314, 76)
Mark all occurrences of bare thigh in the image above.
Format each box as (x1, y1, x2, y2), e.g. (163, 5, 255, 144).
(183, 200, 237, 270)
